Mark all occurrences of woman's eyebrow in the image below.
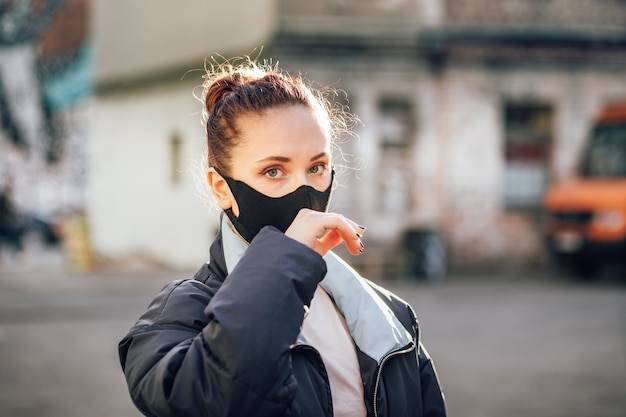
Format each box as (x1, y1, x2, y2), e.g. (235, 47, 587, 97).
(310, 152, 328, 161)
(256, 156, 290, 163)
(255, 152, 328, 164)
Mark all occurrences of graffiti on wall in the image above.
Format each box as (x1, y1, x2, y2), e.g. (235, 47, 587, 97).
(0, 0, 92, 216)
(0, 0, 93, 269)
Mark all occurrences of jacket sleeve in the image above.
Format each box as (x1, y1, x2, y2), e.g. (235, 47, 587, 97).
(118, 227, 326, 417)
(418, 343, 447, 417)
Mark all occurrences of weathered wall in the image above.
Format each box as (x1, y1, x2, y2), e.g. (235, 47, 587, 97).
(90, 80, 218, 269)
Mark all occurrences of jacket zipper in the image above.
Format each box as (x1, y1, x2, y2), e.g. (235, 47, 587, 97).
(372, 341, 416, 417)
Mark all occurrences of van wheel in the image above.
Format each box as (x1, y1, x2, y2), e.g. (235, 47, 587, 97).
(547, 249, 594, 280)
(570, 258, 595, 280)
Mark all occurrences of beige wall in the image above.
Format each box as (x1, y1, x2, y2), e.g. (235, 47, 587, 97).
(92, 0, 277, 83)
(90, 80, 219, 269)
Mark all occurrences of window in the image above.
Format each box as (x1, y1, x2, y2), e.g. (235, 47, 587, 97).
(581, 123, 626, 178)
(502, 102, 552, 210)
(170, 132, 182, 185)
(377, 96, 415, 213)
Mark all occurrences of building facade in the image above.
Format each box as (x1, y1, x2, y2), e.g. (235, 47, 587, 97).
(269, 0, 626, 275)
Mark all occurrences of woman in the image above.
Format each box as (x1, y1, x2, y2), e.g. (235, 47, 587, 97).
(119, 59, 447, 417)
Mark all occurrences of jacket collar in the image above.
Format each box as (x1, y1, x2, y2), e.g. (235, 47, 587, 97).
(316, 253, 412, 363)
(193, 214, 229, 290)
(216, 215, 412, 363)
(221, 215, 249, 274)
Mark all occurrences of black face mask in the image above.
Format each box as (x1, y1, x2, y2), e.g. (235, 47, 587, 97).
(220, 170, 334, 243)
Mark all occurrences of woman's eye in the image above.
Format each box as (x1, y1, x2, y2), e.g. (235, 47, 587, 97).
(264, 168, 281, 178)
(309, 163, 326, 174)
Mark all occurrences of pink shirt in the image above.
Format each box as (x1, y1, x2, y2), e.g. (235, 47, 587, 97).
(301, 285, 368, 417)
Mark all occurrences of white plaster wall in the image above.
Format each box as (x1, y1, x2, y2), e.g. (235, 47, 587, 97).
(413, 75, 444, 226)
(440, 69, 502, 218)
(89, 81, 219, 269)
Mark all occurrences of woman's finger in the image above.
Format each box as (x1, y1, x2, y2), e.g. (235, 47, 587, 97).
(285, 209, 365, 257)
(322, 214, 363, 256)
(316, 229, 343, 255)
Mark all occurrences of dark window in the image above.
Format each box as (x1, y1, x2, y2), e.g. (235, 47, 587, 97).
(503, 102, 552, 210)
(581, 123, 626, 178)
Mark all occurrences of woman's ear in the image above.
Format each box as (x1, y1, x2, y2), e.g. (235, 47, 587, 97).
(207, 168, 235, 211)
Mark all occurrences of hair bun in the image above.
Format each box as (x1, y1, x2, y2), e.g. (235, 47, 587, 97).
(204, 74, 242, 116)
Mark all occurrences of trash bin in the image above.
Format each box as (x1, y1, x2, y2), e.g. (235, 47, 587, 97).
(402, 229, 446, 281)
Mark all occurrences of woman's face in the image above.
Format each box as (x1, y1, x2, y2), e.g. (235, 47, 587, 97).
(214, 104, 332, 215)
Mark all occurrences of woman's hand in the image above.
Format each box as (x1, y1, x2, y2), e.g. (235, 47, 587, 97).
(285, 209, 365, 257)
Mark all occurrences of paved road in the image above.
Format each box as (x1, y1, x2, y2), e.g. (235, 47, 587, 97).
(1, 264, 625, 417)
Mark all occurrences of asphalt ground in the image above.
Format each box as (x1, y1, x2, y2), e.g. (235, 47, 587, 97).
(1, 254, 625, 417)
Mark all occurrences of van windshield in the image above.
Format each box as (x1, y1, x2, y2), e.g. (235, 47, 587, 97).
(580, 123, 626, 178)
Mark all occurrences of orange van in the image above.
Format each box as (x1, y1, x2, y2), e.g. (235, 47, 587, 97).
(543, 102, 626, 276)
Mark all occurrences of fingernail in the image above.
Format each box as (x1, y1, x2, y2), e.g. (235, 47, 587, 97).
(359, 240, 365, 249)
(359, 248, 364, 254)
(358, 225, 367, 230)
(356, 232, 362, 238)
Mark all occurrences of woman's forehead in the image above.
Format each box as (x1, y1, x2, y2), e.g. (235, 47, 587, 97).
(234, 106, 331, 158)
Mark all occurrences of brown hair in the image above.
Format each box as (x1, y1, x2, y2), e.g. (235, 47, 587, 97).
(201, 58, 341, 175)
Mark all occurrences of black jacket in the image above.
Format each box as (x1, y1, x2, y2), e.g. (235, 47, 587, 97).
(119, 226, 446, 417)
